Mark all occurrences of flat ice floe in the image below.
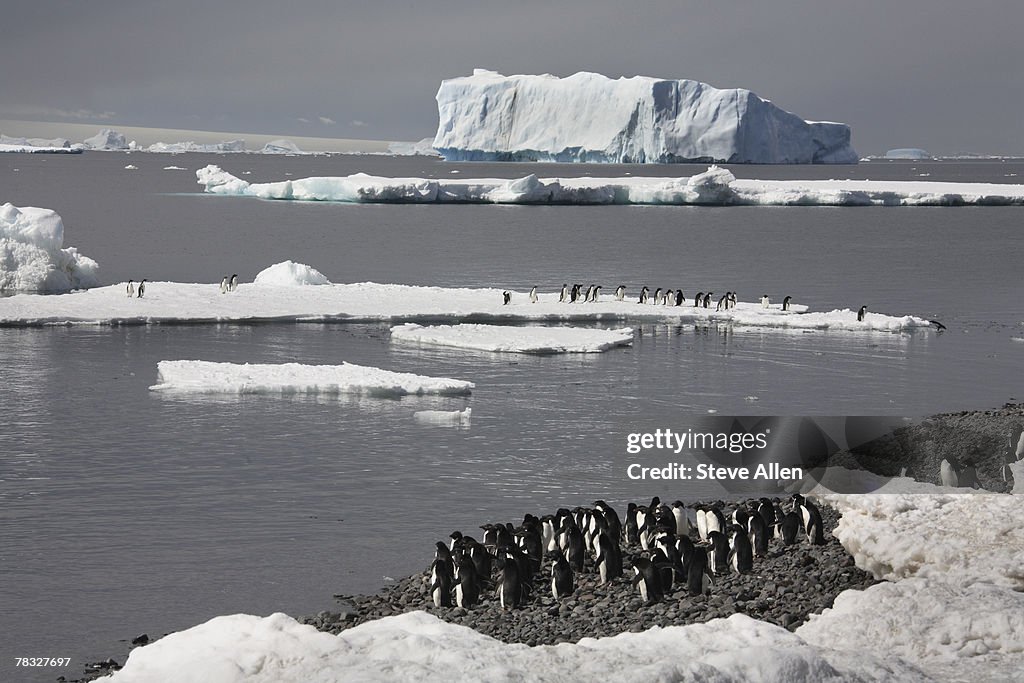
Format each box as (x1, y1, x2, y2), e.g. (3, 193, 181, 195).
(149, 360, 473, 397)
(390, 323, 634, 353)
(0, 273, 936, 333)
(197, 164, 1024, 206)
(413, 407, 472, 426)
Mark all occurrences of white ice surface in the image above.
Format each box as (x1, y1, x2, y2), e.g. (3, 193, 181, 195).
(148, 139, 246, 153)
(390, 323, 634, 354)
(0, 203, 99, 292)
(197, 164, 1024, 206)
(84, 128, 129, 150)
(149, 360, 473, 397)
(413, 407, 471, 426)
(433, 70, 856, 164)
(0, 275, 936, 332)
(253, 261, 331, 286)
(0, 142, 80, 154)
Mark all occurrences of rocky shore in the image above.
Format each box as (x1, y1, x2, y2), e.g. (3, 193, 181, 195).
(303, 499, 876, 645)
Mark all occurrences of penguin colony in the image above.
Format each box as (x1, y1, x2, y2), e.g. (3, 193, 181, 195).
(427, 493, 830, 612)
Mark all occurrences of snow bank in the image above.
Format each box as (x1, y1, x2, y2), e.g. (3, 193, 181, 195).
(196, 164, 1024, 206)
(84, 128, 129, 150)
(413, 407, 472, 426)
(0, 278, 937, 331)
(99, 610, 926, 683)
(150, 360, 473, 397)
(433, 70, 856, 164)
(253, 261, 331, 286)
(0, 203, 99, 292)
(390, 323, 635, 354)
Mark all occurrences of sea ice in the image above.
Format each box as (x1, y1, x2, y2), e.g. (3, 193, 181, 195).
(0, 203, 99, 292)
(433, 70, 857, 164)
(149, 360, 473, 397)
(390, 323, 635, 354)
(253, 261, 331, 286)
(413, 407, 472, 426)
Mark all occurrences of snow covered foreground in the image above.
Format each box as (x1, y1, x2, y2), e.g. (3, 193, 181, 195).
(99, 487, 1024, 683)
(197, 164, 1024, 206)
(390, 323, 635, 353)
(0, 276, 936, 333)
(150, 360, 473, 397)
(433, 70, 856, 164)
(0, 203, 99, 292)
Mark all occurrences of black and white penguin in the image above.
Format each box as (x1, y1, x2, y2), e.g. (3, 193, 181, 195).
(731, 507, 749, 528)
(675, 534, 695, 576)
(782, 295, 792, 311)
(126, 279, 135, 297)
(570, 284, 581, 303)
(708, 530, 730, 575)
(137, 279, 146, 298)
(593, 500, 622, 545)
(650, 547, 675, 592)
(1008, 423, 1024, 461)
(728, 524, 754, 574)
(671, 501, 691, 537)
(615, 285, 626, 301)
(702, 292, 712, 308)
(705, 506, 726, 538)
(792, 495, 825, 545)
(497, 548, 524, 609)
(529, 286, 538, 303)
(638, 287, 649, 305)
(940, 456, 961, 487)
(590, 285, 601, 302)
(630, 556, 664, 604)
(430, 543, 455, 607)
(502, 291, 511, 305)
(748, 511, 769, 557)
(695, 506, 709, 543)
(625, 503, 640, 545)
(229, 274, 238, 292)
(779, 511, 801, 546)
(561, 518, 586, 572)
(694, 292, 704, 307)
(583, 285, 594, 303)
(653, 288, 662, 305)
(761, 294, 770, 308)
(716, 294, 728, 311)
(454, 556, 481, 608)
(464, 537, 492, 581)
(675, 289, 685, 306)
(686, 547, 712, 596)
(728, 291, 737, 309)
(551, 549, 574, 598)
(448, 530, 463, 551)
(594, 532, 616, 584)
(661, 288, 671, 305)
(857, 305, 867, 322)
(757, 498, 776, 530)
(220, 276, 228, 294)
(559, 284, 568, 303)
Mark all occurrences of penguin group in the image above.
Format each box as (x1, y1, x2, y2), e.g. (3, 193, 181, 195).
(507, 284, 799, 310)
(427, 493, 830, 611)
(126, 279, 147, 298)
(220, 274, 239, 294)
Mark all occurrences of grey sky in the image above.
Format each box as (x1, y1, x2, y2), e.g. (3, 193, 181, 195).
(2, 0, 1021, 155)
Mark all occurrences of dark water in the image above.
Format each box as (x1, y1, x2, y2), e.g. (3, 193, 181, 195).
(1, 153, 1022, 681)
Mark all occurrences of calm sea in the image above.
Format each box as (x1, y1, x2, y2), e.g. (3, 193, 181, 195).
(1, 152, 1022, 681)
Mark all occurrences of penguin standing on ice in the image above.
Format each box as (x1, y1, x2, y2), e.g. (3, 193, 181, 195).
(559, 284, 568, 302)
(229, 274, 238, 292)
(693, 292, 704, 307)
(782, 296, 792, 311)
(728, 292, 737, 309)
(761, 294, 770, 308)
(220, 276, 228, 294)
(583, 285, 594, 303)
(615, 285, 626, 301)
(653, 288, 662, 306)
(590, 285, 601, 302)
(857, 305, 868, 322)
(703, 292, 713, 308)
(137, 279, 146, 298)
(716, 294, 728, 311)
(126, 280, 135, 297)
(502, 291, 511, 305)
(661, 288, 672, 305)
(570, 284, 581, 303)
(529, 286, 538, 303)
(675, 289, 685, 306)
(551, 549, 574, 598)
(638, 287, 649, 304)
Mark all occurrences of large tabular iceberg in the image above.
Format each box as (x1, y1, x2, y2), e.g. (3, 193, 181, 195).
(433, 70, 857, 164)
(0, 203, 99, 292)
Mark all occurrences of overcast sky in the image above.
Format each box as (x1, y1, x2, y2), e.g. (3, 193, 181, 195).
(3, 0, 1021, 154)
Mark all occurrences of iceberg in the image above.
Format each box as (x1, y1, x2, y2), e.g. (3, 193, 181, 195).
(387, 137, 441, 157)
(390, 323, 635, 354)
(0, 203, 99, 292)
(84, 128, 130, 150)
(147, 139, 246, 153)
(196, 165, 1024, 207)
(253, 261, 331, 287)
(149, 360, 474, 397)
(433, 70, 857, 164)
(885, 148, 931, 160)
(260, 139, 304, 154)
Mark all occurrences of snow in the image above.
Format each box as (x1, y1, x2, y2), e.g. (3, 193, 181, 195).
(413, 407, 472, 426)
(84, 128, 129, 150)
(0, 274, 936, 333)
(391, 322, 634, 354)
(98, 610, 926, 683)
(253, 261, 331, 286)
(150, 360, 473, 397)
(885, 148, 932, 159)
(0, 203, 99, 292)
(433, 70, 857, 164)
(197, 164, 1024, 206)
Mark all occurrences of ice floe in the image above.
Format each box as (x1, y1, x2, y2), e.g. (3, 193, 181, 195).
(0, 203, 99, 293)
(413, 407, 472, 427)
(197, 164, 1024, 206)
(390, 323, 634, 354)
(149, 360, 473, 397)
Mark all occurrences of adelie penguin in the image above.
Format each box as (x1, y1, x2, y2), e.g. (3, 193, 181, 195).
(126, 279, 135, 298)
(728, 524, 754, 574)
(496, 547, 525, 609)
(529, 286, 538, 303)
(502, 291, 511, 305)
(761, 294, 770, 308)
(702, 292, 712, 308)
(137, 279, 146, 298)
(857, 305, 868, 322)
(686, 547, 712, 597)
(940, 455, 961, 487)
(630, 556, 664, 604)
(229, 274, 238, 292)
(589, 285, 601, 302)
(652, 288, 662, 305)
(638, 286, 649, 305)
(559, 284, 568, 303)
(429, 542, 455, 607)
(453, 556, 481, 608)
(675, 289, 685, 306)
(614, 285, 626, 301)
(550, 549, 574, 598)
(220, 276, 228, 294)
(782, 295, 792, 311)
(694, 292, 704, 308)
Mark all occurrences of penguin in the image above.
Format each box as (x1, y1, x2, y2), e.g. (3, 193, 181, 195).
(1001, 450, 1016, 487)
(502, 291, 511, 305)
(792, 496, 825, 545)
(126, 280, 135, 298)
(594, 532, 616, 583)
(857, 305, 867, 322)
(590, 285, 601, 302)
(716, 294, 728, 311)
(670, 501, 690, 538)
(675, 289, 685, 306)
(219, 276, 228, 294)
(561, 518, 586, 572)
(728, 524, 754, 574)
(958, 455, 980, 489)
(748, 511, 769, 557)
(448, 530, 463, 551)
(1012, 422, 1024, 460)
(675, 534, 695, 576)
(731, 507, 749, 528)
(229, 274, 238, 291)
(454, 556, 480, 608)
(625, 503, 640, 545)
(686, 547, 712, 596)
(705, 506, 726, 538)
(551, 549, 574, 598)
(782, 295, 792, 311)
(695, 506, 709, 543)
(707, 530, 730, 575)
(728, 291, 737, 309)
(464, 537, 492, 582)
(630, 557, 664, 604)
(761, 295, 770, 308)
(780, 511, 801, 546)
(661, 288, 671, 305)
(570, 284, 580, 303)
(940, 456, 960, 487)
(702, 292, 712, 308)
(694, 292, 704, 307)
(650, 547, 675, 592)
(593, 500, 622, 545)
(583, 285, 594, 303)
(559, 284, 568, 303)
(638, 287, 649, 305)
(615, 285, 626, 301)
(529, 286, 538, 304)
(496, 548, 524, 609)
(430, 543, 455, 607)
(653, 288, 662, 305)
(137, 279, 146, 298)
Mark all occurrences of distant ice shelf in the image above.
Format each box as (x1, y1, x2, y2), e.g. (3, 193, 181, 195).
(149, 360, 473, 397)
(390, 323, 635, 354)
(196, 164, 1024, 206)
